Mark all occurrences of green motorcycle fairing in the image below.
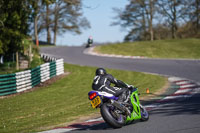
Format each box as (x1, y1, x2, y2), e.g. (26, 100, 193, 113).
(126, 88, 141, 123)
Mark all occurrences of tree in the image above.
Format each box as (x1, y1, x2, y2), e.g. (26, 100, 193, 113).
(176, 0, 200, 39)
(186, 0, 200, 34)
(0, 1, 3, 54)
(145, 0, 156, 41)
(0, 0, 31, 55)
(45, 0, 52, 44)
(112, 0, 199, 41)
(51, 0, 90, 45)
(112, 0, 157, 41)
(31, 0, 90, 45)
(31, 0, 40, 46)
(30, 0, 55, 45)
(157, 0, 185, 39)
(30, 0, 90, 44)
(153, 23, 171, 39)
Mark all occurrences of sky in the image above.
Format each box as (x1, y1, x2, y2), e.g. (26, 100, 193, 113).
(56, 0, 129, 46)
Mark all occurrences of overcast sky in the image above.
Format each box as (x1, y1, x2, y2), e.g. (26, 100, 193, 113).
(55, 0, 128, 46)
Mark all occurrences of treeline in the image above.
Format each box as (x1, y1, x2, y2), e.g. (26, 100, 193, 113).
(0, 0, 89, 56)
(112, 0, 200, 41)
(32, 0, 90, 45)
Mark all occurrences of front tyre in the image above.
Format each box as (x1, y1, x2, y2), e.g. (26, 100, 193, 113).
(140, 104, 149, 121)
(100, 103, 125, 128)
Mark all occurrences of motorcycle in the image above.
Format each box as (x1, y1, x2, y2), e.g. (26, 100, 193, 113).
(85, 43, 92, 48)
(88, 86, 149, 128)
(85, 38, 93, 48)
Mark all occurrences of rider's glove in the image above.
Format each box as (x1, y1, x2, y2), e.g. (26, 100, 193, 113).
(127, 84, 134, 90)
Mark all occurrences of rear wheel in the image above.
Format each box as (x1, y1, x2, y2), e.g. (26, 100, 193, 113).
(140, 104, 149, 121)
(100, 103, 125, 128)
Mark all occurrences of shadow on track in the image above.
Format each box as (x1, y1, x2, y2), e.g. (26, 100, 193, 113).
(149, 93, 200, 116)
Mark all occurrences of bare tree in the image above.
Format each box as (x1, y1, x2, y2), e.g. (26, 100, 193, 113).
(157, 0, 185, 39)
(45, 1, 52, 44)
(187, 0, 200, 33)
(194, 0, 200, 31)
(31, 0, 41, 46)
(51, 0, 90, 45)
(112, 0, 157, 41)
(137, 0, 157, 41)
(31, 0, 53, 45)
(31, 0, 90, 45)
(146, 0, 156, 41)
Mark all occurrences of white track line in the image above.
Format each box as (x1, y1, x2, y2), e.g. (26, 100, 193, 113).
(174, 89, 192, 94)
(175, 81, 190, 85)
(180, 84, 196, 88)
(85, 117, 103, 122)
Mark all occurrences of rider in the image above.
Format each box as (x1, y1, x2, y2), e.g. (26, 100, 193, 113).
(92, 68, 132, 102)
(87, 36, 93, 47)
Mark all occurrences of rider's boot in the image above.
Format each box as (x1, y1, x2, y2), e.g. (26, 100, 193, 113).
(118, 90, 131, 103)
(118, 91, 127, 102)
(117, 91, 131, 117)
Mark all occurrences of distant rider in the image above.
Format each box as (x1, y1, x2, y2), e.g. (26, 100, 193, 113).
(92, 68, 133, 102)
(86, 36, 93, 48)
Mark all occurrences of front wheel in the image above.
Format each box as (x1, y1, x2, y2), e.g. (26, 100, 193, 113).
(100, 103, 125, 128)
(140, 104, 149, 121)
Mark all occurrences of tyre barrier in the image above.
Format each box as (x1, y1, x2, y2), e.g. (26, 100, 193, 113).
(0, 57, 64, 96)
(40, 53, 57, 62)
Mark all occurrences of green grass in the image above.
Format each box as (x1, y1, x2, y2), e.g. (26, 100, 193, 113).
(39, 45, 56, 47)
(0, 63, 166, 133)
(95, 38, 200, 59)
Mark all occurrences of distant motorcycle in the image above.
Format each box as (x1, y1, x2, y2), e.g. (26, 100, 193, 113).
(88, 86, 149, 128)
(86, 36, 93, 48)
(85, 42, 92, 48)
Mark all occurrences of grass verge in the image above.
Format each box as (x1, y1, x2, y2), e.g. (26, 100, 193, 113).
(0, 63, 166, 133)
(95, 38, 200, 59)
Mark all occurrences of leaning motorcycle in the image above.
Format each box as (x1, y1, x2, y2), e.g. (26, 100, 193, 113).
(85, 39, 93, 48)
(85, 43, 91, 48)
(88, 86, 149, 128)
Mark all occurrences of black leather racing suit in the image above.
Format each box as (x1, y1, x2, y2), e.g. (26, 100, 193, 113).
(92, 74, 129, 101)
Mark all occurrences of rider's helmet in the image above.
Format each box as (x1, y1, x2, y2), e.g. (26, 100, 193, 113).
(89, 36, 93, 40)
(96, 68, 107, 76)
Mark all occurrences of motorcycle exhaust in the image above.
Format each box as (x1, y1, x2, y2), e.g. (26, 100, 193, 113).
(110, 99, 131, 116)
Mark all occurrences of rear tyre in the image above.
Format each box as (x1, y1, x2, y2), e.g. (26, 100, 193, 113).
(140, 104, 149, 121)
(100, 103, 125, 128)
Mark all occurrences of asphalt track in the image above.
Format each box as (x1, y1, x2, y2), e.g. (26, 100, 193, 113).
(40, 46, 200, 133)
